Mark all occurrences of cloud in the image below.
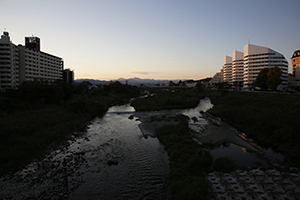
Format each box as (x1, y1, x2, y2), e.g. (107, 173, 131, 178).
(131, 71, 149, 75)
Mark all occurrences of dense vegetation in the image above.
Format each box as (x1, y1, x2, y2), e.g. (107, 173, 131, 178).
(255, 66, 282, 91)
(131, 86, 204, 111)
(133, 87, 300, 168)
(0, 80, 140, 176)
(132, 86, 300, 199)
(204, 89, 300, 167)
(155, 115, 213, 200)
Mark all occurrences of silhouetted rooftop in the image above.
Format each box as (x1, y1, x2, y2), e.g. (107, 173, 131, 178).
(291, 50, 300, 58)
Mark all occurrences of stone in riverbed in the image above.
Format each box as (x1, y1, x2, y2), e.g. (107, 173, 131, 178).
(107, 160, 118, 165)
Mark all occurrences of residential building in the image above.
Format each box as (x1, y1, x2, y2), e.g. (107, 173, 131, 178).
(232, 51, 244, 87)
(291, 50, 300, 78)
(289, 50, 300, 89)
(0, 31, 19, 90)
(63, 68, 74, 84)
(219, 44, 288, 90)
(0, 31, 64, 90)
(223, 56, 232, 84)
(18, 36, 63, 83)
(243, 44, 288, 89)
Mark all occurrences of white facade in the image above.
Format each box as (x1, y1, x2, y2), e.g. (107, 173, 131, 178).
(0, 31, 63, 90)
(244, 44, 288, 89)
(0, 32, 19, 90)
(223, 56, 232, 83)
(232, 51, 244, 86)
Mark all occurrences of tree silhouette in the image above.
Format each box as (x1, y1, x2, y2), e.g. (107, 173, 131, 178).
(256, 66, 282, 91)
(267, 66, 282, 91)
(255, 68, 269, 90)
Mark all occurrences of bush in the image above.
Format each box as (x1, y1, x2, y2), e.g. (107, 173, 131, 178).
(156, 115, 212, 200)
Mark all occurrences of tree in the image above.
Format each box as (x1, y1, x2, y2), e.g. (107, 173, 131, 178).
(255, 68, 269, 90)
(267, 66, 282, 91)
(256, 66, 282, 91)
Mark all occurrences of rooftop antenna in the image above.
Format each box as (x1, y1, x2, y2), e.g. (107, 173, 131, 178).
(248, 39, 250, 44)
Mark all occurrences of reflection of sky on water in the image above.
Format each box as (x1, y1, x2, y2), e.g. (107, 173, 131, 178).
(107, 104, 135, 113)
(106, 99, 284, 169)
(181, 97, 213, 118)
(211, 144, 268, 168)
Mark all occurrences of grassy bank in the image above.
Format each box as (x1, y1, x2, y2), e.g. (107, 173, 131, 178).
(133, 87, 300, 167)
(0, 81, 140, 176)
(131, 87, 204, 111)
(132, 88, 213, 199)
(203, 90, 300, 167)
(155, 115, 212, 200)
(131, 87, 300, 198)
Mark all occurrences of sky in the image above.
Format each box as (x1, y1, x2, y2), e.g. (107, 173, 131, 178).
(1, 0, 299, 81)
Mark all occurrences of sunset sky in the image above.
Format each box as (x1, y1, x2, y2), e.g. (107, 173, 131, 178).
(1, 0, 299, 81)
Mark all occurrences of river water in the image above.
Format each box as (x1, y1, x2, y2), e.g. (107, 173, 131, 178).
(0, 104, 170, 200)
(0, 98, 284, 199)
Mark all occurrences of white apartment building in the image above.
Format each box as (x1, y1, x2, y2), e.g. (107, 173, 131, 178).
(0, 32, 19, 89)
(244, 44, 288, 89)
(0, 31, 64, 90)
(223, 56, 232, 84)
(221, 44, 288, 89)
(232, 51, 244, 87)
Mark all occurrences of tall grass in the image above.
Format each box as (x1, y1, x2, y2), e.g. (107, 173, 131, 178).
(0, 81, 140, 176)
(156, 115, 213, 200)
(204, 90, 300, 167)
(131, 87, 204, 111)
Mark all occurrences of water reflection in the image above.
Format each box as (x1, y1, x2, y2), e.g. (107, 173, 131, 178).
(107, 104, 135, 113)
(69, 113, 169, 200)
(0, 97, 286, 199)
(210, 143, 268, 168)
(181, 97, 213, 117)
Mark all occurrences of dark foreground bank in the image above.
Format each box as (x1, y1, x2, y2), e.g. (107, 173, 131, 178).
(204, 89, 300, 167)
(0, 81, 140, 176)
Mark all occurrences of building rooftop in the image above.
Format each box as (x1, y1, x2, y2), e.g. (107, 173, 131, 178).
(291, 50, 300, 58)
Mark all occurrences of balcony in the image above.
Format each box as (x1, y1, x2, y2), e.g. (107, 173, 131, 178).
(0, 54, 11, 59)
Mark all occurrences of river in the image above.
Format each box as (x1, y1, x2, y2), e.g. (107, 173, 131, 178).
(0, 104, 169, 200)
(0, 98, 284, 199)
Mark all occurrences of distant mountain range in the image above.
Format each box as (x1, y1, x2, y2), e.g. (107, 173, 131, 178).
(75, 77, 212, 85)
(75, 77, 177, 85)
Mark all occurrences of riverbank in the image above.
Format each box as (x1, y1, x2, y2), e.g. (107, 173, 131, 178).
(0, 81, 140, 176)
(203, 89, 300, 167)
(131, 87, 300, 199)
(0, 105, 170, 200)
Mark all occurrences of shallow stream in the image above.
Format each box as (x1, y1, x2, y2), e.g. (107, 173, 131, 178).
(0, 98, 284, 199)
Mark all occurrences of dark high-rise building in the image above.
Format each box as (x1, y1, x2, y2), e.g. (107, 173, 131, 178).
(0, 31, 64, 90)
(63, 68, 74, 84)
(25, 36, 40, 51)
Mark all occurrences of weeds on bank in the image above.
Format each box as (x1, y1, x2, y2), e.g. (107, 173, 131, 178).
(156, 115, 213, 200)
(0, 81, 140, 176)
(204, 90, 300, 167)
(131, 87, 204, 111)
